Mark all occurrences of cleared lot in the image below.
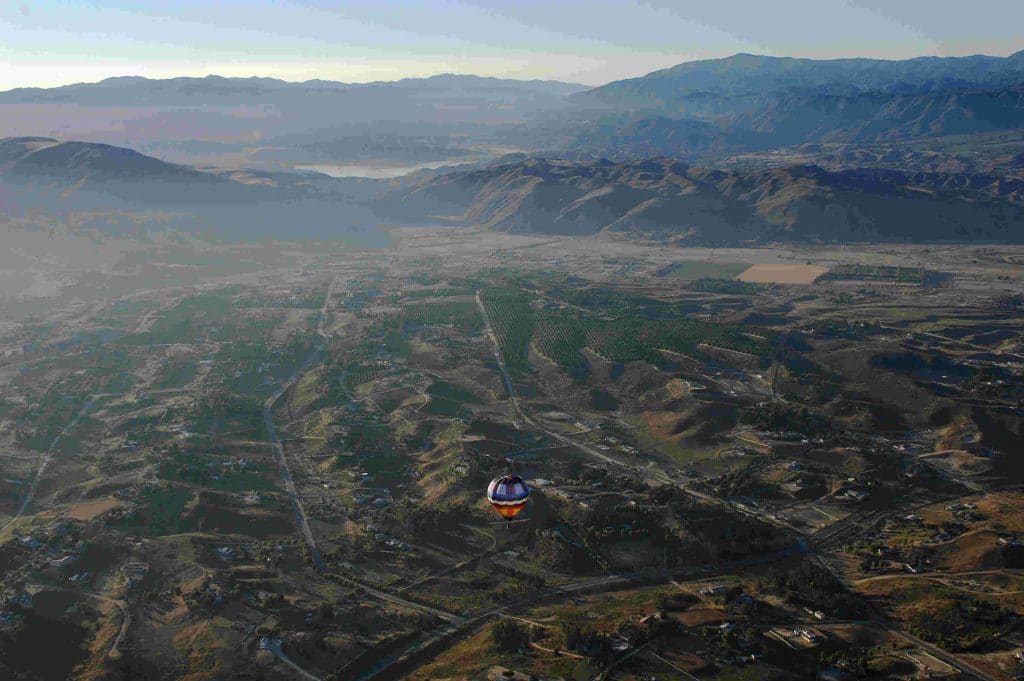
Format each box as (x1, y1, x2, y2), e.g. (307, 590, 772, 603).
(738, 264, 829, 284)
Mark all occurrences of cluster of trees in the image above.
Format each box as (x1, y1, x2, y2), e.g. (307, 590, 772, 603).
(401, 300, 483, 334)
(805, 318, 882, 339)
(491, 619, 532, 652)
(761, 559, 868, 619)
(481, 287, 537, 372)
(741, 401, 831, 438)
(388, 498, 481, 536)
(490, 288, 774, 381)
(907, 592, 1022, 651)
(491, 617, 680, 667)
(687, 278, 764, 294)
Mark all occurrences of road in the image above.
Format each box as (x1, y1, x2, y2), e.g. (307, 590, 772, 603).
(398, 526, 497, 593)
(77, 589, 131, 660)
(316, 277, 336, 341)
(265, 365, 325, 570)
(264, 276, 338, 570)
(264, 638, 323, 681)
(813, 531, 998, 681)
(29, 586, 132, 660)
(325, 571, 462, 623)
(0, 393, 113, 536)
(476, 291, 631, 465)
(645, 650, 700, 681)
(888, 628, 997, 681)
(101, 594, 131, 660)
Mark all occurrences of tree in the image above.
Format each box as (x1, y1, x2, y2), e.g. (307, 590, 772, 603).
(491, 619, 529, 652)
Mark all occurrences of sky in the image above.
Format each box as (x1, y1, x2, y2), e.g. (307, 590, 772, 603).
(1, 0, 1022, 90)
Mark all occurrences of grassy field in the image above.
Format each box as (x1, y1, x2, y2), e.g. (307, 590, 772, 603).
(662, 261, 750, 281)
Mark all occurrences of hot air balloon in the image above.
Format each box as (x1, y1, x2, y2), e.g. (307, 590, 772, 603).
(486, 473, 530, 522)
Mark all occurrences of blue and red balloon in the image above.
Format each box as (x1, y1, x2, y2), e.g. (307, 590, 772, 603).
(486, 474, 530, 521)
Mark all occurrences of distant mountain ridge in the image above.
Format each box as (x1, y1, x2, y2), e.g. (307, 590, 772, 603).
(554, 51, 1024, 160)
(0, 73, 585, 150)
(4, 52, 1024, 166)
(577, 51, 1024, 108)
(0, 72, 586, 102)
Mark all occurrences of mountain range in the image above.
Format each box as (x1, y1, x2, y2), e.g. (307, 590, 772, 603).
(2, 50, 1024, 245)
(382, 157, 1024, 244)
(545, 51, 1024, 161)
(6, 52, 1024, 167)
(0, 74, 586, 167)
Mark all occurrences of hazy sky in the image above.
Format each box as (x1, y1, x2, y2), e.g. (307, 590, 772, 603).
(2, 0, 1022, 89)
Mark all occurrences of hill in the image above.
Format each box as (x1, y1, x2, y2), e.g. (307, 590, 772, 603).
(0, 137, 217, 183)
(383, 157, 1024, 244)
(0, 137, 385, 242)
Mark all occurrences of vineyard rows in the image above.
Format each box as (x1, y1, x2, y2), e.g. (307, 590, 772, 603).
(400, 300, 483, 333)
(482, 287, 771, 372)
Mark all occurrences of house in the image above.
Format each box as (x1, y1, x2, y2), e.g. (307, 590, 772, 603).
(798, 629, 822, 644)
(839, 487, 868, 502)
(50, 555, 76, 568)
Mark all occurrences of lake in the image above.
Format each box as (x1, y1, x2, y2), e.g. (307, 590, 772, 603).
(295, 160, 459, 179)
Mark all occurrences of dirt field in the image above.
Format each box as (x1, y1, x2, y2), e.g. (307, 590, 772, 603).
(671, 607, 725, 627)
(738, 264, 829, 284)
(66, 497, 121, 521)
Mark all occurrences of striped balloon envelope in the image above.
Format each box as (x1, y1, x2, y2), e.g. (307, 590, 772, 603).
(486, 474, 530, 521)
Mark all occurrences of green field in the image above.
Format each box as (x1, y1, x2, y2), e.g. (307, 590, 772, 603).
(481, 286, 772, 378)
(661, 261, 750, 281)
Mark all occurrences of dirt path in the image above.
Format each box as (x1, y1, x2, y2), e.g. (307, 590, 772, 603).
(855, 569, 1024, 596)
